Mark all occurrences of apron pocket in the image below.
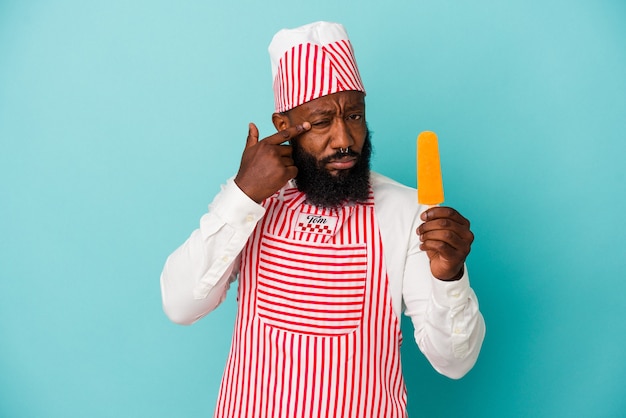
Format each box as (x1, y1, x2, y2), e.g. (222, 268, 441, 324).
(256, 233, 367, 336)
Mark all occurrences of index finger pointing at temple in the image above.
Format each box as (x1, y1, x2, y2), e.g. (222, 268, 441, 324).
(262, 122, 311, 145)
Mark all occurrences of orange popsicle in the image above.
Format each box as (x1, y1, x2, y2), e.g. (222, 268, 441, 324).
(417, 131, 444, 205)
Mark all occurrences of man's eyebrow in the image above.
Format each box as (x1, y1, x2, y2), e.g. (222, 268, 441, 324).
(345, 103, 365, 112)
(307, 108, 336, 118)
(307, 104, 365, 118)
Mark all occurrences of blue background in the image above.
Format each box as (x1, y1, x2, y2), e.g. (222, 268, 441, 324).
(1, 1, 625, 417)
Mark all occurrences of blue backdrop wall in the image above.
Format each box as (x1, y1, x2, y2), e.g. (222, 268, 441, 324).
(1, 1, 625, 417)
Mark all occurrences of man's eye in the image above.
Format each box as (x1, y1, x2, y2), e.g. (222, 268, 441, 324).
(312, 120, 330, 127)
(348, 114, 362, 121)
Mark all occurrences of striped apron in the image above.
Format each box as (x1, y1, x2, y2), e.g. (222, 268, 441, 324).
(214, 186, 407, 418)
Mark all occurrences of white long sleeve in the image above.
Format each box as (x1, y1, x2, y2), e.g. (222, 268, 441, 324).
(160, 178, 265, 325)
(371, 172, 485, 379)
(402, 259, 485, 379)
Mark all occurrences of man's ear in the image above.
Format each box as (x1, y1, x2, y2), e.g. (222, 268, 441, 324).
(272, 112, 290, 131)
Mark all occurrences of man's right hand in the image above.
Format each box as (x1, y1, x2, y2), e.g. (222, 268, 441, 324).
(234, 121, 311, 203)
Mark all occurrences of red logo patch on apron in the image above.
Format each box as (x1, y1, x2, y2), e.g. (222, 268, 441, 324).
(294, 213, 338, 236)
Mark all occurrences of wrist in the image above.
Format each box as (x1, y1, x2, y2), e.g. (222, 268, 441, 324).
(439, 266, 464, 282)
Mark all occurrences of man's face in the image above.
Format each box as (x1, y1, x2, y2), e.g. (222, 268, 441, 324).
(282, 90, 368, 175)
(273, 91, 371, 207)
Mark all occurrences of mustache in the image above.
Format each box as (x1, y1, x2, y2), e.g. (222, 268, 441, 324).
(319, 149, 360, 165)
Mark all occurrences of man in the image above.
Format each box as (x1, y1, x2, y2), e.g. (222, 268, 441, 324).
(161, 21, 485, 417)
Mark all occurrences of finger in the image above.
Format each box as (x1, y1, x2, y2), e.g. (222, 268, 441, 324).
(418, 215, 471, 236)
(245, 123, 260, 148)
(281, 154, 295, 167)
(420, 206, 470, 226)
(274, 143, 293, 156)
(419, 229, 472, 254)
(420, 240, 460, 260)
(418, 213, 462, 232)
(417, 222, 474, 251)
(419, 235, 469, 270)
(262, 122, 311, 145)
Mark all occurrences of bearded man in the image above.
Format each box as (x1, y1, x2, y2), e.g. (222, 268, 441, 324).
(160, 21, 485, 418)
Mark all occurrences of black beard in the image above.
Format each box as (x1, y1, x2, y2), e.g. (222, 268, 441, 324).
(291, 131, 372, 208)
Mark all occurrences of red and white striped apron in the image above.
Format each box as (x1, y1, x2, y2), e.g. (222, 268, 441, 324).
(214, 186, 406, 418)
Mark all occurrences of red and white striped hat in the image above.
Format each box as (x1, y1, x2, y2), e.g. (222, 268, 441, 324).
(269, 21, 366, 113)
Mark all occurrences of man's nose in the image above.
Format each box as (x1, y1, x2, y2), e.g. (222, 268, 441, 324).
(330, 119, 354, 150)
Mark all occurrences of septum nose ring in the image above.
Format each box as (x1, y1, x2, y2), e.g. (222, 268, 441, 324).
(339, 147, 349, 154)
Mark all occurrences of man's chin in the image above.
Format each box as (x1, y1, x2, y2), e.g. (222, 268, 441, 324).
(326, 168, 351, 177)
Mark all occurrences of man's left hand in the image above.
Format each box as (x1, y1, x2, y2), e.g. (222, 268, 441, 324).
(416, 207, 474, 281)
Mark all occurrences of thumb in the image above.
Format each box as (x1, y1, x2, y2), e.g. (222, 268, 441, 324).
(245, 123, 259, 148)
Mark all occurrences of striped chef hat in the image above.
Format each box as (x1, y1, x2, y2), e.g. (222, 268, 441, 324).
(269, 21, 366, 113)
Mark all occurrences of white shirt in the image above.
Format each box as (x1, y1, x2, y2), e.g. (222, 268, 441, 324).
(160, 172, 485, 379)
